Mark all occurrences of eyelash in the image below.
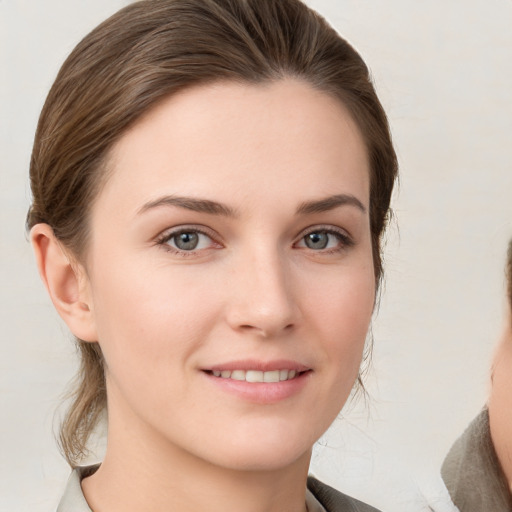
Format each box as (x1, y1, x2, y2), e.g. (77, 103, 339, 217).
(155, 225, 354, 256)
(295, 226, 354, 254)
(155, 226, 221, 257)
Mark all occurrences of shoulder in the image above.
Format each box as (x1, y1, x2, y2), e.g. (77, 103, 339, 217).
(442, 408, 512, 512)
(307, 476, 382, 512)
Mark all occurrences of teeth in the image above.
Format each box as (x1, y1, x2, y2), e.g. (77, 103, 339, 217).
(231, 370, 246, 381)
(246, 370, 263, 383)
(211, 369, 300, 382)
(263, 370, 280, 383)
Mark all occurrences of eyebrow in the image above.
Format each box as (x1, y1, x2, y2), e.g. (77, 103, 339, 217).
(138, 195, 237, 217)
(296, 194, 366, 215)
(138, 193, 366, 217)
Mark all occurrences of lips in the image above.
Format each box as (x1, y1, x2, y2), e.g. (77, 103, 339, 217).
(203, 359, 311, 384)
(202, 360, 312, 403)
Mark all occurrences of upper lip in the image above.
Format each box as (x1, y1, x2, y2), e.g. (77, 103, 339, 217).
(204, 359, 311, 373)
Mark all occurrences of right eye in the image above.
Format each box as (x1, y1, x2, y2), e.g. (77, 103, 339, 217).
(157, 228, 218, 254)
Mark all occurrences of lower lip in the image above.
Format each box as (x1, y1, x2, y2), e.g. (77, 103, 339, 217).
(203, 371, 312, 404)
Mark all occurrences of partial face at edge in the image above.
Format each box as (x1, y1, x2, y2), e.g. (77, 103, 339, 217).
(80, 79, 375, 471)
(488, 280, 512, 487)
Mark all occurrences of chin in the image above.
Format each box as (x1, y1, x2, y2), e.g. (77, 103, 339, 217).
(196, 419, 319, 472)
(210, 444, 311, 473)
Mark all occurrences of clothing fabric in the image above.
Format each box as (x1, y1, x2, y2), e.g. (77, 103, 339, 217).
(57, 464, 381, 512)
(57, 465, 99, 512)
(306, 477, 381, 511)
(441, 408, 512, 512)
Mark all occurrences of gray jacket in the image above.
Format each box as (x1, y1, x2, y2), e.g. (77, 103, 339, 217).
(442, 408, 512, 512)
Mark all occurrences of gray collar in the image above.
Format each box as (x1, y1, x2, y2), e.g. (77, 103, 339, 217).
(442, 408, 512, 512)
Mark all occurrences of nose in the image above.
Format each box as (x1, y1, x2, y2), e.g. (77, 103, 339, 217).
(225, 248, 300, 338)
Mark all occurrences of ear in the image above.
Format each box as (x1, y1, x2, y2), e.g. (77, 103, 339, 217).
(30, 224, 98, 342)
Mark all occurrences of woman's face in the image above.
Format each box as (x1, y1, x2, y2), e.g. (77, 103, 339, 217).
(82, 79, 375, 471)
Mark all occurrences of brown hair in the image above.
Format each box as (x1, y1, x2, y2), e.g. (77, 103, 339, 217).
(27, 0, 398, 466)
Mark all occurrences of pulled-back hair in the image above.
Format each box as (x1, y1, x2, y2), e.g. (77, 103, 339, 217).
(27, 0, 398, 466)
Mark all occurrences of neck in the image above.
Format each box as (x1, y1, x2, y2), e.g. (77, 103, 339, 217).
(488, 321, 512, 492)
(82, 404, 311, 512)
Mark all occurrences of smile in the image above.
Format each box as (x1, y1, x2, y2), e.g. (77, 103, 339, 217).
(202, 363, 312, 403)
(208, 369, 302, 382)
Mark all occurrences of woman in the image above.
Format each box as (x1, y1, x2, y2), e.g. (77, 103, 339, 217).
(27, 0, 397, 510)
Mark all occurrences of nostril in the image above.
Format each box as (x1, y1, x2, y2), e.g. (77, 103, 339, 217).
(236, 322, 295, 337)
(226, 296, 298, 336)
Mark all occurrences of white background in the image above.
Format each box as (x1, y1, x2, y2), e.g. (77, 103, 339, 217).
(1, 0, 512, 510)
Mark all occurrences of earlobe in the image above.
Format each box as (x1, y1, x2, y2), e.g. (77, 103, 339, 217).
(30, 224, 98, 342)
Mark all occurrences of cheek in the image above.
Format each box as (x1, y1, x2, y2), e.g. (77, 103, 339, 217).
(302, 263, 375, 376)
(294, 264, 375, 437)
(88, 257, 223, 377)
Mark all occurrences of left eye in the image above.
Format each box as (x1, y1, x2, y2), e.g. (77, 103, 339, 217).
(164, 230, 213, 251)
(297, 230, 344, 250)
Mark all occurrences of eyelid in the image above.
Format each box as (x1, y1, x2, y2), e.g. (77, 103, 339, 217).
(155, 224, 223, 254)
(294, 224, 354, 249)
(296, 224, 352, 240)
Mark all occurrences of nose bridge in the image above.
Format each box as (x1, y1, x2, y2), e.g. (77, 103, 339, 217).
(227, 242, 298, 336)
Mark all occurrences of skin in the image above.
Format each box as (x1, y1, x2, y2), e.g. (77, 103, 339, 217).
(488, 306, 512, 490)
(32, 79, 375, 512)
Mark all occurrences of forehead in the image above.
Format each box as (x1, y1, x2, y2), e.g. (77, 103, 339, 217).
(100, 79, 370, 215)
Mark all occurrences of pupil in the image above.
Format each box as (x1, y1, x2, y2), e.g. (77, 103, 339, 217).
(175, 232, 199, 250)
(306, 232, 328, 249)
